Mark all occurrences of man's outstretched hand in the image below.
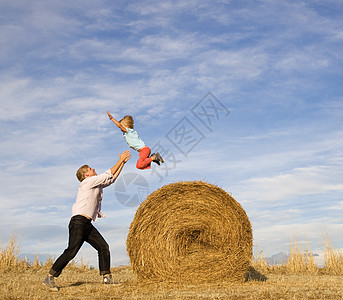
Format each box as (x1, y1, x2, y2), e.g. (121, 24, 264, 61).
(119, 150, 131, 163)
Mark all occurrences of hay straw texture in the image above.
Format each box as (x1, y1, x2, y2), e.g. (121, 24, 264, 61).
(126, 181, 253, 283)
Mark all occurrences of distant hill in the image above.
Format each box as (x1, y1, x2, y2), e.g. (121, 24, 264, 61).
(266, 252, 320, 266)
(266, 252, 288, 265)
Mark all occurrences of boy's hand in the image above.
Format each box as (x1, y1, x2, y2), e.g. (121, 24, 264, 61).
(107, 111, 113, 119)
(119, 150, 131, 163)
(107, 111, 127, 133)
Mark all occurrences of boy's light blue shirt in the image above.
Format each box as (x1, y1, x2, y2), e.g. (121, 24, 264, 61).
(123, 128, 146, 151)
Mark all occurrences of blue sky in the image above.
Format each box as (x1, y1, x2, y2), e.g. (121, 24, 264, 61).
(1, 0, 343, 267)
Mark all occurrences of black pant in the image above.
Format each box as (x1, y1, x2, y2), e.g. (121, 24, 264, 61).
(49, 215, 111, 277)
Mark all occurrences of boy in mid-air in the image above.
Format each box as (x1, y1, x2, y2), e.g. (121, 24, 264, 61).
(107, 111, 163, 170)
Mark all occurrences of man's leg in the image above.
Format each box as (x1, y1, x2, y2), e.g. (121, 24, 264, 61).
(49, 216, 88, 277)
(86, 224, 111, 276)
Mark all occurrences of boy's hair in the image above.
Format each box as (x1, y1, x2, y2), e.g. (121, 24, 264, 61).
(119, 115, 134, 129)
(76, 164, 90, 182)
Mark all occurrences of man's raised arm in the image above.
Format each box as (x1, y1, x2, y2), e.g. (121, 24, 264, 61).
(110, 150, 131, 179)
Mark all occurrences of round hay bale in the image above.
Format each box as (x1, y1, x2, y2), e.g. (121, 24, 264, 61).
(126, 181, 253, 282)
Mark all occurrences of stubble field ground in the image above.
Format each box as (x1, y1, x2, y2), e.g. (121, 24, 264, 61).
(1, 265, 343, 299)
(0, 267, 343, 300)
(1, 235, 343, 299)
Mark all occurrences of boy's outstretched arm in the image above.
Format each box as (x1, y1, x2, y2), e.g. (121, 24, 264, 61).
(107, 111, 127, 133)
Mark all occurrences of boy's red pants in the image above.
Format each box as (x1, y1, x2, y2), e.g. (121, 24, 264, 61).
(136, 146, 152, 170)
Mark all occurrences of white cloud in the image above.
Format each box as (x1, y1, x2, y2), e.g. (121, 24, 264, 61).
(324, 201, 343, 211)
(274, 48, 330, 72)
(252, 222, 343, 257)
(0, 76, 50, 120)
(239, 165, 343, 203)
(0, 165, 76, 211)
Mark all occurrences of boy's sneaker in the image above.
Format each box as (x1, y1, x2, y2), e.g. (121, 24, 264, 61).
(103, 274, 114, 284)
(151, 153, 160, 165)
(43, 275, 59, 291)
(155, 152, 164, 164)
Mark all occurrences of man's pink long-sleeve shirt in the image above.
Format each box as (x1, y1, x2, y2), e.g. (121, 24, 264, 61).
(72, 170, 116, 221)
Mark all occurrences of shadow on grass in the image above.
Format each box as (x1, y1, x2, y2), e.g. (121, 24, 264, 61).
(66, 281, 95, 287)
(70, 281, 85, 287)
(244, 266, 268, 282)
(58, 281, 100, 289)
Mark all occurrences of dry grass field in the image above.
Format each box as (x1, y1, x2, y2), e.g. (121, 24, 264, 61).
(1, 235, 343, 299)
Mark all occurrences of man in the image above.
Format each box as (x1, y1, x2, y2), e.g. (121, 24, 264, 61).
(43, 150, 131, 290)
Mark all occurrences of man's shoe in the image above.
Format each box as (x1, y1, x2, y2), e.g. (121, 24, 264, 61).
(103, 274, 114, 284)
(43, 275, 59, 291)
